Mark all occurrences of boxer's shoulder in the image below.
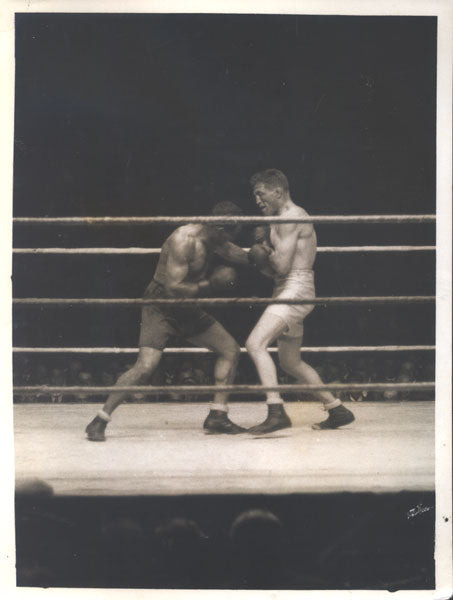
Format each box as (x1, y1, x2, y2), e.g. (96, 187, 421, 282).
(169, 227, 205, 260)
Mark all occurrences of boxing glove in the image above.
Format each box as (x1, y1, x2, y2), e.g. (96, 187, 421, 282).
(248, 243, 272, 270)
(253, 226, 271, 245)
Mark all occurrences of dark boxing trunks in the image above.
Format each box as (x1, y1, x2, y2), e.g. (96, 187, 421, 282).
(138, 280, 216, 350)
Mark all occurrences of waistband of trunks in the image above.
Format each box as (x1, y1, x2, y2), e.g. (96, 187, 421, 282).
(275, 268, 314, 283)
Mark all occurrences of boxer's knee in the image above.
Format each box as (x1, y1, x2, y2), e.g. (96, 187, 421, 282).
(132, 349, 162, 380)
(279, 354, 301, 377)
(245, 334, 263, 358)
(221, 340, 240, 364)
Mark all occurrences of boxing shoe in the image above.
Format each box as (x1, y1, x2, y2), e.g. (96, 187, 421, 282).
(85, 415, 108, 441)
(203, 410, 246, 434)
(312, 404, 355, 430)
(248, 403, 292, 435)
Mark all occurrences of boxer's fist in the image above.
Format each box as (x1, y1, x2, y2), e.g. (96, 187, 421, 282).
(209, 265, 238, 291)
(253, 226, 271, 245)
(248, 243, 272, 270)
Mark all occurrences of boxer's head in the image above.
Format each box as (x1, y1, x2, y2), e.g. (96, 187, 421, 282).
(210, 200, 243, 241)
(250, 169, 289, 216)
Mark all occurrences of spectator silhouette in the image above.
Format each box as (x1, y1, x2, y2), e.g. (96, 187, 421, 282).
(13, 356, 33, 403)
(15, 503, 80, 587)
(94, 516, 150, 588)
(151, 517, 208, 588)
(380, 358, 399, 401)
(421, 361, 435, 401)
(397, 359, 417, 401)
(100, 367, 116, 387)
(32, 363, 50, 402)
(49, 368, 66, 403)
(228, 508, 288, 589)
(16, 477, 54, 498)
(63, 359, 83, 402)
(65, 359, 83, 385)
(77, 370, 96, 402)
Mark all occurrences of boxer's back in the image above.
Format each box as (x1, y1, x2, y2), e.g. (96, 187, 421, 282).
(153, 225, 210, 286)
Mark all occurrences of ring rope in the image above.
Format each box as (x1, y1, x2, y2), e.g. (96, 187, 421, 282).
(13, 245, 436, 254)
(14, 215, 435, 394)
(12, 214, 436, 226)
(13, 382, 435, 395)
(13, 296, 435, 306)
(12, 345, 435, 354)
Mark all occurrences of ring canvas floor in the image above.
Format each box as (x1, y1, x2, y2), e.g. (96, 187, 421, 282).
(14, 401, 434, 496)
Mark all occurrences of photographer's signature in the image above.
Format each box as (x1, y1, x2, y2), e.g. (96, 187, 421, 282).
(406, 504, 433, 519)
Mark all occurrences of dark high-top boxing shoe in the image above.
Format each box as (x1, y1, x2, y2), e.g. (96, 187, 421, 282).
(248, 403, 292, 435)
(203, 410, 246, 434)
(85, 415, 108, 441)
(312, 404, 355, 430)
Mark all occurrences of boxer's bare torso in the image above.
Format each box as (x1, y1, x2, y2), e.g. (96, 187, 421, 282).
(269, 204, 317, 273)
(154, 225, 212, 288)
(154, 224, 248, 296)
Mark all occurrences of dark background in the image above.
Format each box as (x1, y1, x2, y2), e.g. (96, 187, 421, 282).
(15, 492, 435, 590)
(13, 13, 436, 351)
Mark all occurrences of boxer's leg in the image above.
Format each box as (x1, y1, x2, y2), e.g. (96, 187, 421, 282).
(86, 347, 163, 441)
(188, 320, 245, 434)
(277, 336, 354, 430)
(245, 312, 292, 434)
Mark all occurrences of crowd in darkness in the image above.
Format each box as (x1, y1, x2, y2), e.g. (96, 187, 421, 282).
(13, 353, 434, 404)
(15, 488, 434, 590)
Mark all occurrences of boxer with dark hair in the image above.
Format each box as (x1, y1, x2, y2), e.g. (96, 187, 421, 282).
(86, 202, 249, 441)
(246, 169, 355, 433)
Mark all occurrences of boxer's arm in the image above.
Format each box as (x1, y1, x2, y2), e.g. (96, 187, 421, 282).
(268, 223, 300, 275)
(165, 236, 209, 297)
(257, 263, 277, 279)
(214, 241, 249, 265)
(249, 226, 275, 278)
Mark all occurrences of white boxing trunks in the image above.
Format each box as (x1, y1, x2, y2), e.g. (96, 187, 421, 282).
(264, 269, 315, 338)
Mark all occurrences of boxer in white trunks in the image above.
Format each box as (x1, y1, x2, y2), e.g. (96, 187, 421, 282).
(245, 169, 355, 434)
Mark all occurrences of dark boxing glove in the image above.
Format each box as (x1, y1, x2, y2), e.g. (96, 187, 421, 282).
(248, 243, 272, 270)
(252, 226, 271, 245)
(209, 265, 238, 291)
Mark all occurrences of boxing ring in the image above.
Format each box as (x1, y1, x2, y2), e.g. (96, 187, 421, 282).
(13, 213, 436, 496)
(14, 401, 434, 496)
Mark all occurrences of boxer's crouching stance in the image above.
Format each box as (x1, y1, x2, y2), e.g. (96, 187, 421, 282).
(86, 202, 249, 441)
(246, 170, 355, 434)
